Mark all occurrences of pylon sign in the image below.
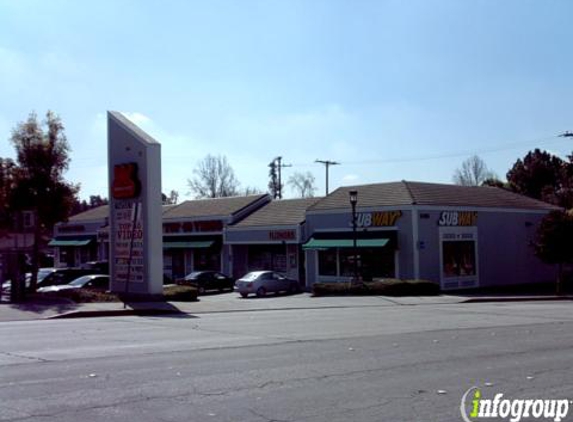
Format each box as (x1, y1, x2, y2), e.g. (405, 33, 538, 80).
(107, 111, 162, 296)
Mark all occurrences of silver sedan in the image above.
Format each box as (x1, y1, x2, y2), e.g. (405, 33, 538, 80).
(234, 271, 300, 298)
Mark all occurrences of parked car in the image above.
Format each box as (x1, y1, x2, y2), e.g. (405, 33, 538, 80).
(1, 268, 57, 294)
(37, 274, 110, 294)
(80, 261, 109, 274)
(36, 268, 99, 290)
(234, 271, 299, 298)
(177, 271, 234, 294)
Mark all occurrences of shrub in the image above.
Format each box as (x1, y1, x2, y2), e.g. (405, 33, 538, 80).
(162, 284, 198, 302)
(312, 279, 440, 297)
(39, 289, 120, 303)
(37, 285, 198, 303)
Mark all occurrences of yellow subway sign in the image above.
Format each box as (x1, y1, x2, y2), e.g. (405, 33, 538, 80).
(356, 211, 402, 227)
(438, 211, 478, 226)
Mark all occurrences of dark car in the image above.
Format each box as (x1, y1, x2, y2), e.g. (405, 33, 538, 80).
(37, 274, 110, 293)
(177, 271, 234, 294)
(80, 261, 109, 274)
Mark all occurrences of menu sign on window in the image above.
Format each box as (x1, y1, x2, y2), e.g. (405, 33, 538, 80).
(113, 201, 144, 283)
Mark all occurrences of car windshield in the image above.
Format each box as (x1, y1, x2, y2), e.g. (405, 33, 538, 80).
(69, 276, 92, 286)
(38, 269, 55, 281)
(185, 272, 204, 279)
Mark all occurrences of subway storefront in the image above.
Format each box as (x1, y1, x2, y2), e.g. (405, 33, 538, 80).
(304, 182, 558, 290)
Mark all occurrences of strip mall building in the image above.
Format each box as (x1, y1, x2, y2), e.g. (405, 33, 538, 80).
(51, 181, 558, 290)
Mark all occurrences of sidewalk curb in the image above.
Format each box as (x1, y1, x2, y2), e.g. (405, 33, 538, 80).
(31, 295, 573, 320)
(462, 296, 573, 303)
(47, 308, 185, 319)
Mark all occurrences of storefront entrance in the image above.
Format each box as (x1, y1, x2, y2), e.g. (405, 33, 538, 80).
(247, 244, 288, 273)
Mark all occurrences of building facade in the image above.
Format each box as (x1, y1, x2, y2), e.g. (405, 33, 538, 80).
(225, 197, 320, 281)
(303, 181, 558, 290)
(50, 181, 559, 290)
(160, 194, 270, 280)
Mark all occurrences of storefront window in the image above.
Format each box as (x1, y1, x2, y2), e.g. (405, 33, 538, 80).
(318, 248, 395, 279)
(248, 245, 287, 272)
(318, 249, 337, 276)
(339, 249, 358, 277)
(442, 241, 476, 277)
(194, 250, 220, 271)
(361, 248, 395, 280)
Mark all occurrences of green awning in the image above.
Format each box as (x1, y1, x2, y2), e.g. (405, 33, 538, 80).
(302, 238, 389, 250)
(48, 239, 93, 247)
(163, 240, 214, 249)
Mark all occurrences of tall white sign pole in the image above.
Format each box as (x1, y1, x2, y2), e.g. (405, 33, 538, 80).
(107, 111, 163, 296)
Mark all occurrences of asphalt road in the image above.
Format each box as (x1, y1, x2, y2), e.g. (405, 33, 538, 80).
(1, 301, 573, 422)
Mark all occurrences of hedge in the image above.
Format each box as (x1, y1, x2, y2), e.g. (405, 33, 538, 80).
(312, 278, 440, 297)
(37, 284, 198, 303)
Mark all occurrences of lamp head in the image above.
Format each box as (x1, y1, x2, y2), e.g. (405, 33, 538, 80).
(349, 190, 358, 205)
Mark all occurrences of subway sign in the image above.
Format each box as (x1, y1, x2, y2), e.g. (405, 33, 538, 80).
(438, 211, 478, 226)
(356, 211, 402, 227)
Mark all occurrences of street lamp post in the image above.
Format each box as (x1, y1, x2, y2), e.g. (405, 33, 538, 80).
(349, 190, 358, 284)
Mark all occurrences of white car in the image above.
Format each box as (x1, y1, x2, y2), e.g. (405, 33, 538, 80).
(234, 271, 299, 298)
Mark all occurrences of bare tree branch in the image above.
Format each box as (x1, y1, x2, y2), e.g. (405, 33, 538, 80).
(288, 171, 317, 198)
(187, 154, 240, 198)
(453, 155, 496, 186)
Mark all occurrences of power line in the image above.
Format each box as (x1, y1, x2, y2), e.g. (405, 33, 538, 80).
(287, 134, 567, 169)
(315, 159, 340, 195)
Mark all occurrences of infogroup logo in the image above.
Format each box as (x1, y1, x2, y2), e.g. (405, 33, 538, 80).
(460, 387, 571, 422)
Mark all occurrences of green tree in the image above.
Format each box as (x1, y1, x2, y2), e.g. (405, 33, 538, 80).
(533, 210, 573, 295)
(506, 149, 572, 207)
(268, 159, 281, 199)
(9, 111, 79, 290)
(0, 157, 17, 228)
(162, 190, 179, 205)
(481, 178, 508, 189)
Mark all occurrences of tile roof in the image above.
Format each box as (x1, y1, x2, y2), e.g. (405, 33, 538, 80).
(162, 194, 270, 220)
(68, 205, 110, 222)
(68, 203, 184, 223)
(308, 181, 558, 211)
(231, 197, 322, 228)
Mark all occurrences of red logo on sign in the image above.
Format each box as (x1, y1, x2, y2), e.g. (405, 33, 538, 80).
(112, 163, 141, 199)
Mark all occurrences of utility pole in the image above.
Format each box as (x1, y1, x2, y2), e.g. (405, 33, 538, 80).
(315, 159, 340, 196)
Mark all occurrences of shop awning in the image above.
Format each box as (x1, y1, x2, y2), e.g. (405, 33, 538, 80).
(48, 238, 93, 247)
(302, 238, 389, 250)
(163, 240, 214, 249)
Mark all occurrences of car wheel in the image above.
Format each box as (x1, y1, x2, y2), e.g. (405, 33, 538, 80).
(289, 283, 298, 294)
(197, 286, 206, 295)
(256, 287, 266, 297)
(240, 292, 248, 298)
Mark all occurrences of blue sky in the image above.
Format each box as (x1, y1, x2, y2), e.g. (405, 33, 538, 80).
(1, 0, 572, 200)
